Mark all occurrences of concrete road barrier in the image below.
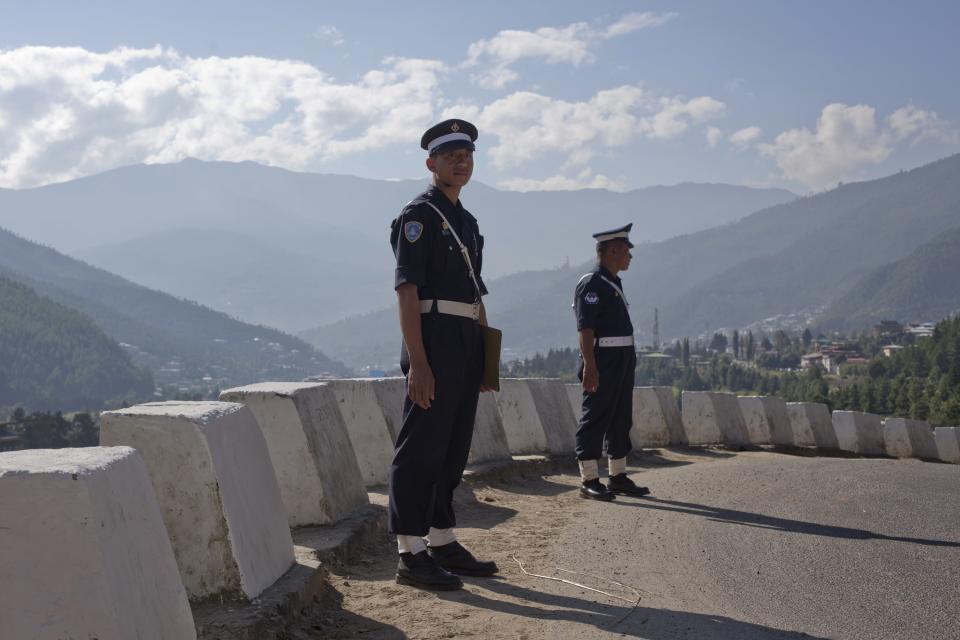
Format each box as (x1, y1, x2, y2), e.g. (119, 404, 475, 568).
(738, 396, 773, 445)
(220, 382, 369, 527)
(496, 379, 549, 454)
(832, 411, 885, 455)
(566, 383, 583, 424)
(787, 402, 838, 450)
(682, 391, 750, 447)
(526, 378, 577, 454)
(632, 387, 678, 447)
(934, 427, 960, 463)
(101, 402, 294, 601)
(469, 392, 512, 464)
(370, 377, 406, 441)
(785, 403, 818, 447)
(0, 447, 196, 640)
(884, 418, 938, 460)
(324, 379, 396, 487)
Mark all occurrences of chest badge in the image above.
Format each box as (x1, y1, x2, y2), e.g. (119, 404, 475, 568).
(404, 221, 423, 243)
(585, 292, 600, 304)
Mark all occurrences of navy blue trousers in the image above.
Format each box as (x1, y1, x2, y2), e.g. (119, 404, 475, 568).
(388, 315, 483, 536)
(576, 347, 636, 461)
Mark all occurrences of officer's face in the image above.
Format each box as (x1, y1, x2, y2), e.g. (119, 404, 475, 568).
(612, 241, 632, 271)
(427, 148, 474, 186)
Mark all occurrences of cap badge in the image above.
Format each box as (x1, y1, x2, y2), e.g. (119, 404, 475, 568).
(451, 122, 461, 132)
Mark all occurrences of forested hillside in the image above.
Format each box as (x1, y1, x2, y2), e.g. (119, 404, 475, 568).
(0, 276, 154, 411)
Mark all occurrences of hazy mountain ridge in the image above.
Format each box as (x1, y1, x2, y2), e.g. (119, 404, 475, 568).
(0, 159, 794, 331)
(0, 226, 350, 389)
(302, 154, 960, 367)
(817, 227, 960, 331)
(0, 275, 154, 411)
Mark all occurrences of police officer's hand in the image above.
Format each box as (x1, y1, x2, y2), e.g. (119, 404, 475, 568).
(408, 361, 435, 409)
(582, 363, 599, 393)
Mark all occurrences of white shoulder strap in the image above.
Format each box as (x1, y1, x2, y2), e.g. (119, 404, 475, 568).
(424, 201, 482, 301)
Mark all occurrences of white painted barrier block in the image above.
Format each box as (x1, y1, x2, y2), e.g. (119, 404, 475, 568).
(785, 403, 818, 447)
(883, 418, 938, 459)
(682, 391, 750, 447)
(566, 383, 583, 423)
(220, 382, 369, 526)
(0, 447, 196, 640)
(631, 387, 675, 447)
(681, 391, 723, 444)
(527, 378, 577, 454)
(324, 379, 396, 487)
(469, 392, 512, 464)
(738, 396, 772, 445)
(790, 402, 838, 450)
(370, 377, 406, 441)
(934, 427, 960, 464)
(101, 402, 294, 601)
(496, 379, 549, 454)
(832, 411, 885, 455)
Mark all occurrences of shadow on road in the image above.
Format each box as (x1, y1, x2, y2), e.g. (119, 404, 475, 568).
(440, 577, 827, 639)
(618, 497, 960, 548)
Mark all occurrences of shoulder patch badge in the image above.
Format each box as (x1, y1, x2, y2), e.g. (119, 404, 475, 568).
(404, 221, 424, 243)
(584, 291, 600, 304)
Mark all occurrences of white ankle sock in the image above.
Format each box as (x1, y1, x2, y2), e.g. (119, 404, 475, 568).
(426, 527, 457, 547)
(578, 459, 600, 482)
(608, 456, 627, 476)
(397, 534, 426, 555)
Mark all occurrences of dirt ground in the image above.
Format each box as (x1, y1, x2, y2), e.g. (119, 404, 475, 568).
(306, 451, 695, 640)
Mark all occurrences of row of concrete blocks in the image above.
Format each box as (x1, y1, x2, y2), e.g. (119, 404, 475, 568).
(0, 377, 579, 639)
(5, 381, 957, 638)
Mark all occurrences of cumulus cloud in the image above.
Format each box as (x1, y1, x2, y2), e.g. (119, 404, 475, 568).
(501, 167, 626, 192)
(759, 103, 956, 191)
(312, 25, 345, 47)
(728, 125, 762, 148)
(446, 87, 724, 169)
(465, 12, 676, 89)
(0, 45, 445, 188)
(706, 126, 724, 148)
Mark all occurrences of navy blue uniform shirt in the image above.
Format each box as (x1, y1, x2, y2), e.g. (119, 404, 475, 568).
(574, 266, 633, 337)
(391, 186, 487, 302)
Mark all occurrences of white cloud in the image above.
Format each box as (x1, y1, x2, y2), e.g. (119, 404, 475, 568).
(465, 12, 676, 88)
(728, 125, 762, 148)
(706, 126, 724, 148)
(448, 87, 724, 169)
(759, 102, 957, 191)
(0, 45, 445, 188)
(501, 168, 626, 192)
(604, 11, 678, 38)
(313, 25, 345, 47)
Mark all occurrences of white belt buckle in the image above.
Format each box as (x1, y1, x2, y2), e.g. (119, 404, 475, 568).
(471, 301, 480, 320)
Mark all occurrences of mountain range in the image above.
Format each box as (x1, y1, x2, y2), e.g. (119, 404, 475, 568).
(303, 154, 960, 368)
(0, 160, 794, 332)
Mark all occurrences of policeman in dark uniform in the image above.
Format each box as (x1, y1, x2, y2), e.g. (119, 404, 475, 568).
(387, 119, 498, 591)
(573, 224, 651, 501)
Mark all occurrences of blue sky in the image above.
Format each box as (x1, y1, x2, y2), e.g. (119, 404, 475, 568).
(1, 0, 957, 192)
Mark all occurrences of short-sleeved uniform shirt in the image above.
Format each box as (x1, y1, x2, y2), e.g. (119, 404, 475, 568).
(391, 186, 487, 302)
(574, 266, 633, 338)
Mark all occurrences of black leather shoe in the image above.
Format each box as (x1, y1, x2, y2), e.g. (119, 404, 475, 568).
(580, 478, 616, 501)
(396, 551, 463, 590)
(607, 473, 650, 497)
(428, 541, 499, 577)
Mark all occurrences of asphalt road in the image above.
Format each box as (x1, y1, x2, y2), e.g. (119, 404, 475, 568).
(538, 451, 960, 639)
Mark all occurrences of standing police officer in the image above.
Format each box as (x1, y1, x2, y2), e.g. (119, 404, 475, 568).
(573, 224, 651, 501)
(387, 119, 498, 591)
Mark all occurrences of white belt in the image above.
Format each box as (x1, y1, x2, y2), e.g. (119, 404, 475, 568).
(596, 336, 634, 347)
(419, 299, 481, 320)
